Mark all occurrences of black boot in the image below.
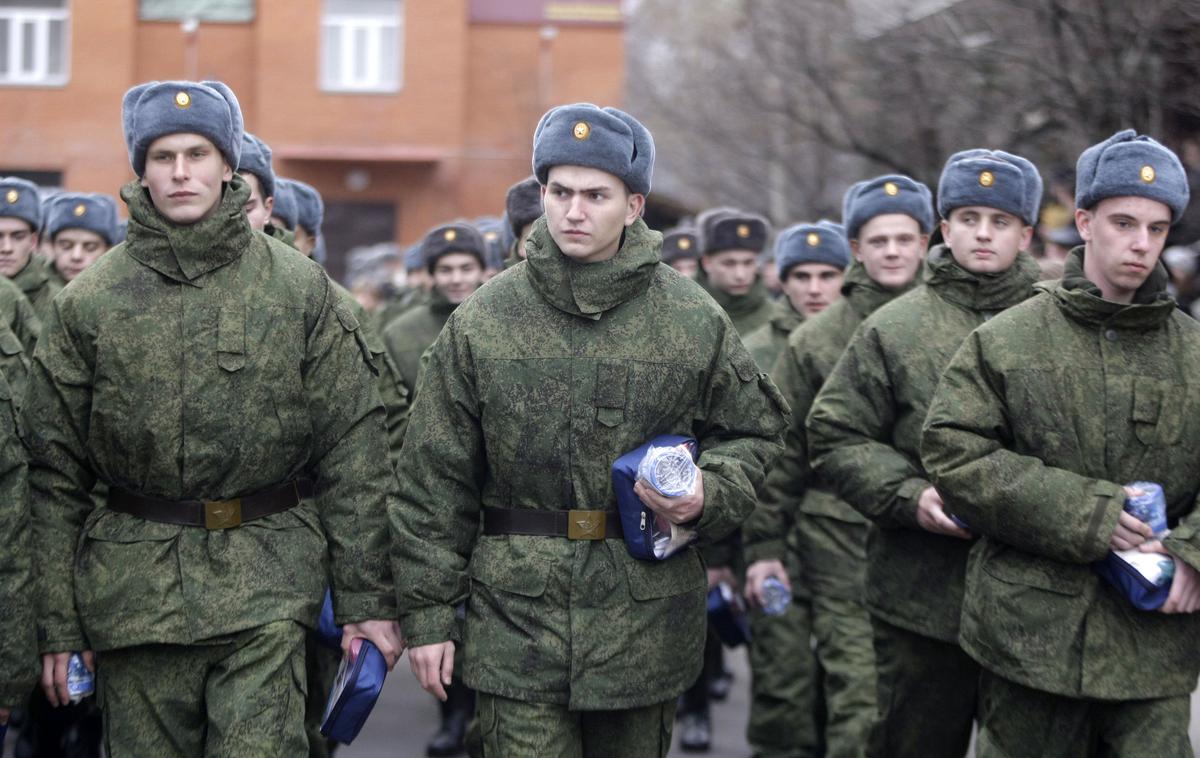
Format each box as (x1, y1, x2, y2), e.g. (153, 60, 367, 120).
(426, 679, 474, 757)
(679, 711, 712, 753)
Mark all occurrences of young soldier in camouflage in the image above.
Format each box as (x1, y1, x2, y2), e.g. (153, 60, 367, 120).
(0, 178, 45, 352)
(0, 177, 61, 323)
(807, 153, 1043, 758)
(27, 80, 402, 756)
(696, 208, 776, 336)
(392, 103, 786, 756)
(0, 365, 35, 729)
(44, 192, 120, 286)
(923, 131, 1200, 756)
(661, 227, 701, 279)
(744, 175, 932, 758)
(503, 175, 543, 269)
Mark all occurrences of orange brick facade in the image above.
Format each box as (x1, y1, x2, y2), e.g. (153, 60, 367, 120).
(0, 0, 624, 281)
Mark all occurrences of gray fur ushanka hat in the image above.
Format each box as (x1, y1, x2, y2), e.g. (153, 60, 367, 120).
(776, 220, 850, 277)
(44, 193, 119, 245)
(937, 149, 1043, 226)
(697, 207, 770, 255)
(239, 132, 276, 201)
(532, 104, 655, 195)
(1075, 129, 1189, 223)
(272, 179, 299, 230)
(842, 175, 935, 240)
(505, 176, 543, 239)
(288, 179, 324, 236)
(662, 227, 700, 264)
(0, 177, 42, 230)
(421, 222, 487, 273)
(122, 80, 243, 177)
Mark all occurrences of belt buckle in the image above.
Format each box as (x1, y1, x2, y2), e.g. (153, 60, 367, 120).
(204, 498, 243, 529)
(567, 510, 606, 540)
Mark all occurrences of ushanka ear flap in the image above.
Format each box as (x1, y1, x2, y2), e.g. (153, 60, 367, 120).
(604, 106, 656, 196)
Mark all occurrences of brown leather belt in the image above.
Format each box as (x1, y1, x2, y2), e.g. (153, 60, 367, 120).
(108, 479, 313, 530)
(482, 507, 624, 540)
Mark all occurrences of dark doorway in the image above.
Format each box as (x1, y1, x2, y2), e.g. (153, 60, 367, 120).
(322, 200, 397, 285)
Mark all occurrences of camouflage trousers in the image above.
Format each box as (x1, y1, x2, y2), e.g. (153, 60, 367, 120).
(96, 619, 308, 757)
(976, 670, 1193, 758)
(869, 617, 978, 758)
(303, 635, 342, 758)
(747, 552, 825, 758)
(796, 514, 876, 758)
(476, 691, 673, 757)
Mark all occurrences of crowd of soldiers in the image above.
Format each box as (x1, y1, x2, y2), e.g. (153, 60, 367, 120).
(0, 75, 1198, 758)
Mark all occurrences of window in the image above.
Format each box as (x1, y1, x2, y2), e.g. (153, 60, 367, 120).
(321, 0, 402, 93)
(0, 0, 69, 87)
(139, 0, 255, 23)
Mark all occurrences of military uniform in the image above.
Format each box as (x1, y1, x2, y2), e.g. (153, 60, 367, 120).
(0, 366, 36, 712)
(391, 215, 787, 753)
(697, 272, 774, 337)
(0, 275, 40, 354)
(27, 173, 397, 756)
(11, 255, 62, 324)
(742, 297, 803, 372)
(744, 261, 915, 757)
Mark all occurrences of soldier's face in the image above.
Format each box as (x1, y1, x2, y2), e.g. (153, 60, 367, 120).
(239, 172, 274, 231)
(432, 252, 485, 304)
(702, 250, 759, 295)
(294, 225, 315, 256)
(1077, 196, 1172, 303)
(851, 213, 927, 290)
(782, 262, 844, 317)
(53, 228, 107, 282)
(140, 133, 233, 225)
(941, 206, 1032, 275)
(669, 258, 699, 278)
(0, 217, 36, 278)
(543, 166, 643, 264)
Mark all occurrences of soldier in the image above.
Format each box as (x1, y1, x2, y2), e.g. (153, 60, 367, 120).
(270, 177, 300, 247)
(697, 208, 775, 335)
(28, 80, 403, 756)
(807, 154, 1043, 758)
(504, 176, 543, 268)
(287, 179, 324, 259)
(45, 192, 120, 286)
(0, 179, 46, 351)
(661, 227, 700, 279)
(237, 133, 277, 234)
(391, 103, 787, 755)
(0, 366, 35, 729)
(922, 131, 1200, 756)
(0, 178, 61, 322)
(744, 176, 932, 758)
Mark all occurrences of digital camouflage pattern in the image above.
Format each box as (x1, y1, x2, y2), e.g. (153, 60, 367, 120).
(807, 246, 1040, 642)
(26, 175, 397, 654)
(0, 275, 41, 354)
(476, 692, 674, 757)
(391, 216, 787, 709)
(12, 255, 62, 324)
(0, 367, 36, 708)
(381, 289, 456, 398)
(374, 287, 430, 336)
(696, 269, 775, 336)
(742, 298, 803, 373)
(922, 247, 1200, 700)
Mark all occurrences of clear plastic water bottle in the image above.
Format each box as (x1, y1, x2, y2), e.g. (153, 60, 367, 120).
(1125, 482, 1168, 536)
(66, 653, 94, 703)
(762, 576, 792, 616)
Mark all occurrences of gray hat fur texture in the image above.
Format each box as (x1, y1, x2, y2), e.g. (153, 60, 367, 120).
(1075, 129, 1190, 223)
(44, 192, 120, 245)
(272, 179, 299, 230)
(287, 179, 324, 236)
(697, 207, 770, 255)
(662, 227, 700, 264)
(533, 103, 655, 196)
(505, 176, 543, 239)
(776, 220, 850, 277)
(843, 174, 935, 240)
(239, 132, 276, 201)
(0, 177, 42, 230)
(421, 222, 488, 273)
(937, 149, 1043, 226)
(122, 80, 243, 177)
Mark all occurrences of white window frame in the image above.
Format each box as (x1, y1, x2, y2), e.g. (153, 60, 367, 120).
(320, 1, 403, 94)
(0, 1, 70, 87)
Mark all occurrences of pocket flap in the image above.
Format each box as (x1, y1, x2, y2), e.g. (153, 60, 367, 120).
(468, 538, 549, 597)
(87, 509, 182, 543)
(981, 549, 1086, 596)
(594, 362, 628, 409)
(218, 305, 246, 372)
(0, 329, 22, 357)
(624, 548, 706, 600)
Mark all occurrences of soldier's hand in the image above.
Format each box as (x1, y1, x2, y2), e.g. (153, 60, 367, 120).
(1109, 510, 1154, 552)
(409, 641, 456, 702)
(915, 487, 971, 539)
(634, 468, 704, 525)
(341, 620, 404, 669)
(1139, 541, 1200, 614)
(41, 650, 93, 707)
(745, 559, 791, 609)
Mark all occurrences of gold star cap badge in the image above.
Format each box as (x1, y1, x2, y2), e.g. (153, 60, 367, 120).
(736, 224, 751, 239)
(1140, 165, 1156, 184)
(484, 231, 498, 242)
(174, 91, 191, 108)
(883, 181, 899, 196)
(444, 229, 458, 242)
(806, 232, 821, 247)
(572, 121, 590, 141)
(73, 203, 87, 217)
(678, 238, 691, 250)
(4, 190, 17, 204)
(979, 171, 995, 188)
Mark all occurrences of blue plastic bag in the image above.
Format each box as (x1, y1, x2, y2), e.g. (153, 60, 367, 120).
(319, 638, 388, 744)
(707, 583, 751, 647)
(612, 434, 699, 561)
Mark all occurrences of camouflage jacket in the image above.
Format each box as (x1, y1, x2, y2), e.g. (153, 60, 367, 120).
(742, 262, 912, 564)
(923, 247, 1200, 699)
(391, 217, 787, 709)
(26, 176, 397, 653)
(807, 248, 1040, 642)
(0, 274, 41, 354)
(698, 271, 776, 337)
(742, 298, 804, 373)
(381, 290, 456, 397)
(0, 368, 35, 706)
(12, 256, 62, 324)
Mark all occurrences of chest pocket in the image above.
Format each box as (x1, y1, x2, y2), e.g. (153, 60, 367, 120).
(1132, 380, 1185, 447)
(594, 362, 627, 427)
(218, 305, 246, 373)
